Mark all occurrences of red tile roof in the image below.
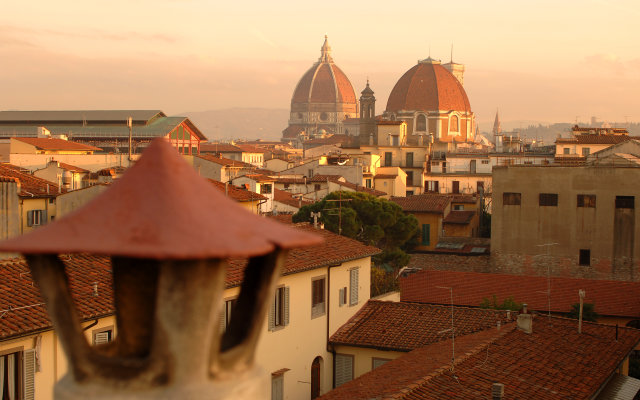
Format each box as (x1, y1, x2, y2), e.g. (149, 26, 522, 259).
(199, 143, 243, 153)
(556, 135, 635, 145)
(14, 137, 101, 151)
(282, 124, 305, 139)
(225, 224, 381, 288)
(0, 255, 114, 340)
(323, 317, 640, 399)
(373, 174, 398, 179)
(209, 179, 266, 202)
(236, 144, 265, 153)
(400, 269, 640, 318)
(304, 134, 353, 145)
(197, 154, 254, 168)
(330, 300, 512, 352)
(442, 210, 475, 224)
(391, 194, 451, 213)
(240, 173, 275, 183)
(292, 62, 356, 105)
(57, 162, 89, 173)
(308, 174, 343, 182)
(450, 194, 477, 204)
(332, 181, 386, 197)
(273, 188, 313, 208)
(0, 163, 64, 197)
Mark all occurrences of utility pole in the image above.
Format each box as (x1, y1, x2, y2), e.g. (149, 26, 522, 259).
(578, 289, 585, 334)
(127, 117, 133, 162)
(536, 243, 558, 321)
(325, 191, 352, 235)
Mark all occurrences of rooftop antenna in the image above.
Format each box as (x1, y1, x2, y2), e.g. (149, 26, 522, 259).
(450, 43, 453, 63)
(436, 286, 456, 374)
(536, 243, 558, 322)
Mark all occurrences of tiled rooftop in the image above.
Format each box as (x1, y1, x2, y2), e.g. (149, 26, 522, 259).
(321, 316, 640, 399)
(57, 161, 89, 173)
(329, 300, 512, 352)
(373, 174, 398, 179)
(442, 210, 475, 224)
(273, 188, 313, 208)
(0, 163, 64, 197)
(556, 134, 638, 145)
(400, 269, 640, 318)
(196, 154, 253, 168)
(209, 179, 267, 202)
(14, 137, 102, 151)
(332, 181, 386, 197)
(391, 193, 451, 213)
(225, 224, 381, 288)
(199, 143, 243, 153)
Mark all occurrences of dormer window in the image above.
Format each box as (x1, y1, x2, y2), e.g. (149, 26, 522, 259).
(416, 114, 427, 131)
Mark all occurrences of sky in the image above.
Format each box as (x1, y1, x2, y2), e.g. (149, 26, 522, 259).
(1, 0, 639, 129)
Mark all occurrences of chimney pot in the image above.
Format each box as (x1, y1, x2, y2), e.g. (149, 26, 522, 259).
(492, 383, 504, 400)
(517, 313, 533, 334)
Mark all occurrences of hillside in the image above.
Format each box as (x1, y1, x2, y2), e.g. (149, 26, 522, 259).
(179, 108, 289, 141)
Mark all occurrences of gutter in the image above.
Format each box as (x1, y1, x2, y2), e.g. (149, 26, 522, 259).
(589, 334, 640, 399)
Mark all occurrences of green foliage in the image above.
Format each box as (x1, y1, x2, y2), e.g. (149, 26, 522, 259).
(567, 303, 599, 322)
(480, 295, 523, 311)
(479, 210, 491, 238)
(371, 265, 398, 297)
(293, 191, 420, 271)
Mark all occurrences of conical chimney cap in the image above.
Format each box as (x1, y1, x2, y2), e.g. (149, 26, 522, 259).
(0, 138, 322, 259)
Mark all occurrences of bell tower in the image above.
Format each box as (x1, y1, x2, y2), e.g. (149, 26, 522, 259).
(359, 80, 376, 145)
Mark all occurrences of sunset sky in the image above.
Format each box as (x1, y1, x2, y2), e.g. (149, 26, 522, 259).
(1, 0, 638, 128)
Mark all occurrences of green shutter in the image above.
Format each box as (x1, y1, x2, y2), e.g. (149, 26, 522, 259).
(422, 224, 430, 246)
(284, 286, 290, 326)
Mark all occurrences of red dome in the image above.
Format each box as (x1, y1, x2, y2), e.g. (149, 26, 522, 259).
(386, 59, 471, 113)
(292, 63, 356, 105)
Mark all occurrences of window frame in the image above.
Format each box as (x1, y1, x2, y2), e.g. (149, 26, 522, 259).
(577, 194, 596, 208)
(503, 192, 521, 205)
(92, 326, 114, 346)
(579, 249, 591, 266)
(311, 276, 326, 319)
(539, 193, 558, 207)
(372, 357, 391, 370)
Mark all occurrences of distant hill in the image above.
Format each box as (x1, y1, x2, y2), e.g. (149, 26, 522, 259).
(178, 108, 289, 141)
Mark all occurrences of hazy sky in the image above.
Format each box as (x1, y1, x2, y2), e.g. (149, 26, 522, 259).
(1, 0, 639, 128)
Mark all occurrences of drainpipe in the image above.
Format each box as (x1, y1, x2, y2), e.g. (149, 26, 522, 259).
(326, 262, 340, 389)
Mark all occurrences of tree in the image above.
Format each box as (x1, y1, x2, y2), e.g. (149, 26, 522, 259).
(567, 303, 599, 322)
(480, 295, 522, 311)
(293, 191, 419, 271)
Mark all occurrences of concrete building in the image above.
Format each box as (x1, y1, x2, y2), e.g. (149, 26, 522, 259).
(492, 163, 640, 281)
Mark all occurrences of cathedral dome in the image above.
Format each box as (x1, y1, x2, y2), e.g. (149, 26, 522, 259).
(386, 58, 471, 113)
(291, 36, 356, 108)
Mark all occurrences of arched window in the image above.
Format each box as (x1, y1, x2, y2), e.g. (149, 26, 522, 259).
(450, 115, 459, 132)
(416, 114, 427, 131)
(389, 114, 396, 121)
(311, 356, 323, 399)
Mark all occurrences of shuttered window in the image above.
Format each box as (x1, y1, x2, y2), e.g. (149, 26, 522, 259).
(338, 287, 347, 307)
(335, 354, 354, 387)
(372, 357, 390, 370)
(271, 375, 284, 400)
(26, 210, 47, 227)
(23, 349, 36, 400)
(93, 328, 113, 345)
(349, 269, 359, 306)
(269, 286, 290, 331)
(539, 193, 558, 207)
(311, 277, 326, 318)
(422, 224, 430, 246)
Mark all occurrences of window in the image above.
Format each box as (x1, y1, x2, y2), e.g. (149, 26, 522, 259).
(391, 135, 399, 146)
(406, 152, 414, 167)
(314, 184, 321, 191)
(422, 224, 430, 246)
(481, 160, 490, 165)
(92, 327, 114, 345)
(503, 192, 521, 205)
(372, 358, 391, 370)
(335, 354, 354, 387)
(26, 210, 47, 227)
(320, 112, 328, 121)
(220, 297, 237, 333)
(338, 287, 347, 307)
(271, 375, 284, 400)
(616, 196, 634, 209)
(425, 180, 439, 193)
(450, 115, 459, 132)
(452, 181, 460, 194)
(539, 193, 558, 207)
(365, 179, 372, 189)
(406, 171, 414, 187)
(0, 349, 35, 400)
(416, 114, 427, 131)
(349, 269, 359, 306)
(579, 249, 591, 266)
(384, 152, 392, 167)
(582, 147, 590, 156)
(431, 161, 440, 166)
(563, 148, 570, 155)
(269, 286, 290, 330)
(477, 181, 485, 193)
(453, 205, 464, 211)
(577, 194, 596, 208)
(260, 184, 272, 194)
(48, 198, 55, 204)
(405, 190, 414, 196)
(311, 277, 326, 318)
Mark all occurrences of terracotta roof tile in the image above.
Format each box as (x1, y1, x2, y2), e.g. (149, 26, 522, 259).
(322, 317, 640, 400)
(236, 144, 265, 153)
(199, 143, 243, 153)
(14, 137, 102, 151)
(56, 162, 89, 173)
(329, 300, 512, 352)
(556, 135, 635, 145)
(197, 154, 253, 168)
(209, 179, 266, 202)
(400, 269, 640, 318)
(373, 174, 398, 179)
(273, 188, 313, 208)
(332, 181, 386, 197)
(225, 224, 381, 288)
(391, 194, 451, 213)
(0, 163, 64, 197)
(442, 210, 475, 224)
(450, 194, 477, 204)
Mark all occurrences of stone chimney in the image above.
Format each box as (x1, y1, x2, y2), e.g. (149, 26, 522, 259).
(0, 139, 322, 400)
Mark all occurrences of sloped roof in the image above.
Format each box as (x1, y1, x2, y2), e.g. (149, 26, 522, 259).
(57, 162, 89, 173)
(331, 181, 387, 197)
(273, 188, 312, 208)
(225, 224, 381, 288)
(322, 317, 640, 400)
(442, 210, 475, 224)
(556, 135, 637, 145)
(329, 300, 511, 352)
(209, 179, 266, 202)
(14, 137, 102, 151)
(199, 143, 243, 153)
(400, 269, 640, 318)
(0, 110, 164, 123)
(391, 194, 451, 213)
(197, 154, 254, 168)
(0, 139, 321, 259)
(0, 163, 63, 197)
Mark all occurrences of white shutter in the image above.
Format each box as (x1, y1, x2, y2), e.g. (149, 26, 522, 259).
(94, 330, 111, 345)
(219, 304, 227, 333)
(338, 288, 345, 306)
(335, 354, 353, 387)
(23, 349, 36, 400)
(349, 269, 359, 306)
(271, 375, 283, 400)
(283, 287, 290, 326)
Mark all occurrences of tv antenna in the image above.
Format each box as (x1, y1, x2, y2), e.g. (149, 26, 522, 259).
(536, 243, 558, 321)
(436, 286, 456, 374)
